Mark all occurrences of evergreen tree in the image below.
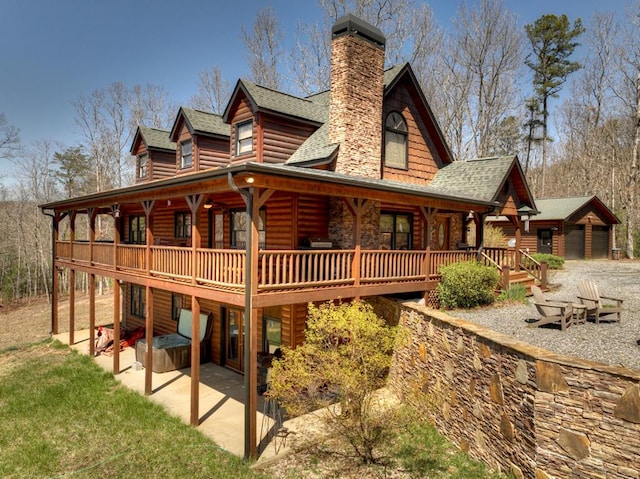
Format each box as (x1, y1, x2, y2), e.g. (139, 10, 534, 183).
(525, 14, 584, 196)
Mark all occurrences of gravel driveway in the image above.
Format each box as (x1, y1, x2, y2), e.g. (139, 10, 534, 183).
(453, 260, 640, 371)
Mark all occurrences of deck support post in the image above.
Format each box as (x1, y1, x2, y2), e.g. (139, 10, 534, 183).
(113, 280, 121, 374)
(112, 215, 121, 374)
(89, 273, 96, 356)
(186, 193, 204, 427)
(144, 285, 154, 395)
(190, 296, 201, 426)
(88, 209, 97, 356)
(69, 211, 76, 345)
(228, 172, 259, 460)
(52, 212, 60, 335)
(69, 270, 75, 345)
(143, 200, 155, 396)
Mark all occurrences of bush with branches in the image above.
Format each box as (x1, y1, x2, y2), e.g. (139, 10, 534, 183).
(437, 261, 501, 309)
(268, 300, 401, 464)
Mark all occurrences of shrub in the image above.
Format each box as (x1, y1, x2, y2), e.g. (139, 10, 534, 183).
(497, 284, 527, 303)
(530, 253, 564, 269)
(269, 300, 401, 464)
(437, 261, 501, 309)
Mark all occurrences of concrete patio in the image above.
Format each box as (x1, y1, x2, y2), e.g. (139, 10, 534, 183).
(53, 329, 295, 460)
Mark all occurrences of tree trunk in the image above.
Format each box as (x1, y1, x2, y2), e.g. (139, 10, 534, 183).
(626, 74, 640, 258)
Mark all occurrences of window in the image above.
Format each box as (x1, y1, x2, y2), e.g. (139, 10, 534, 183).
(131, 285, 146, 318)
(230, 208, 265, 248)
(180, 140, 192, 168)
(171, 293, 184, 321)
(128, 215, 146, 244)
(175, 212, 192, 239)
(384, 112, 408, 169)
(380, 212, 412, 250)
(137, 153, 148, 179)
(263, 317, 282, 354)
(235, 121, 253, 156)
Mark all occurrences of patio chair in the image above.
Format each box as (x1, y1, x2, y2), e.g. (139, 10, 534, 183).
(529, 285, 573, 331)
(577, 281, 623, 324)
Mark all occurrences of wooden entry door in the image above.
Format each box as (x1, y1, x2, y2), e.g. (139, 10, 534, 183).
(224, 309, 243, 371)
(435, 216, 449, 250)
(538, 229, 553, 254)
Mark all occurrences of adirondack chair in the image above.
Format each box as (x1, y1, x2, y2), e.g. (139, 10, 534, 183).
(529, 285, 573, 331)
(577, 281, 623, 324)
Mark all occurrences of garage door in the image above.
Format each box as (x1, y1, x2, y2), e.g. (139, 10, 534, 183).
(592, 226, 610, 259)
(565, 225, 585, 259)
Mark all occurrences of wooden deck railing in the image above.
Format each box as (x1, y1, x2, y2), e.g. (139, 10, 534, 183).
(93, 243, 114, 266)
(197, 249, 245, 288)
(361, 250, 426, 282)
(57, 241, 527, 293)
(151, 246, 192, 280)
(429, 250, 477, 278)
(117, 245, 146, 272)
(258, 250, 354, 290)
(72, 241, 90, 263)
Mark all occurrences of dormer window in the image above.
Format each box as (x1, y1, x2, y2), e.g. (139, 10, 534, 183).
(384, 112, 408, 169)
(235, 121, 253, 156)
(180, 140, 192, 169)
(137, 153, 148, 179)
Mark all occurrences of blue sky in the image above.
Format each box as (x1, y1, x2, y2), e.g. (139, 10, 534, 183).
(0, 0, 627, 178)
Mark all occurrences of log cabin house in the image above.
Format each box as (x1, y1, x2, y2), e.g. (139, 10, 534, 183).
(41, 15, 540, 458)
(487, 195, 620, 260)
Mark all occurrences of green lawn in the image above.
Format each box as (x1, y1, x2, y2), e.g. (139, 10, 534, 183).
(0, 340, 506, 478)
(0, 341, 269, 479)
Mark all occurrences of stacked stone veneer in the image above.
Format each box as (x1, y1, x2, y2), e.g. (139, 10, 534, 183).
(377, 299, 640, 478)
(328, 198, 381, 250)
(329, 20, 385, 180)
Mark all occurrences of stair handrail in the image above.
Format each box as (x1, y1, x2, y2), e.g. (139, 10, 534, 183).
(480, 251, 503, 272)
(519, 249, 541, 282)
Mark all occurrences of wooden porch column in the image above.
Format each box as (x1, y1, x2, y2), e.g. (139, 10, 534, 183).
(112, 208, 121, 374)
(190, 296, 201, 426)
(69, 211, 76, 345)
(185, 194, 203, 426)
(419, 207, 437, 280)
(113, 280, 121, 374)
(88, 209, 97, 356)
(52, 212, 60, 335)
(89, 273, 96, 356)
(345, 198, 371, 294)
(514, 220, 522, 272)
(144, 285, 154, 395)
(142, 200, 155, 396)
(228, 172, 273, 459)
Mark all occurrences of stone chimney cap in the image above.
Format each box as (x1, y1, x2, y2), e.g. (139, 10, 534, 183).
(331, 14, 385, 48)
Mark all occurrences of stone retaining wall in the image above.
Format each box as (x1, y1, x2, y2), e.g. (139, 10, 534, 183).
(380, 299, 640, 478)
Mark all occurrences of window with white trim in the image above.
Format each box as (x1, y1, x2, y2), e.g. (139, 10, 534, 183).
(180, 140, 192, 168)
(235, 121, 253, 156)
(384, 112, 408, 169)
(137, 153, 148, 179)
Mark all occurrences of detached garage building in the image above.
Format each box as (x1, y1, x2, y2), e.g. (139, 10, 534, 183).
(488, 195, 620, 260)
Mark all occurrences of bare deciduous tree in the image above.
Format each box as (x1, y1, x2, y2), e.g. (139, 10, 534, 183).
(242, 7, 283, 89)
(190, 66, 232, 114)
(452, 0, 524, 158)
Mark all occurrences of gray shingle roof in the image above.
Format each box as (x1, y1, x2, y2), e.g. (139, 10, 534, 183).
(139, 126, 176, 152)
(286, 123, 338, 165)
(429, 156, 515, 202)
(181, 108, 230, 137)
(533, 196, 599, 221)
(241, 81, 328, 124)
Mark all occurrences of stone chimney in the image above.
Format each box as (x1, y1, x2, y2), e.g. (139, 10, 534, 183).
(329, 15, 386, 180)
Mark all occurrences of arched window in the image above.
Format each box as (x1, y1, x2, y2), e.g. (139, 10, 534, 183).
(384, 111, 408, 168)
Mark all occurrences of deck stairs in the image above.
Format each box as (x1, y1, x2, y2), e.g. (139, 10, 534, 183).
(506, 270, 538, 296)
